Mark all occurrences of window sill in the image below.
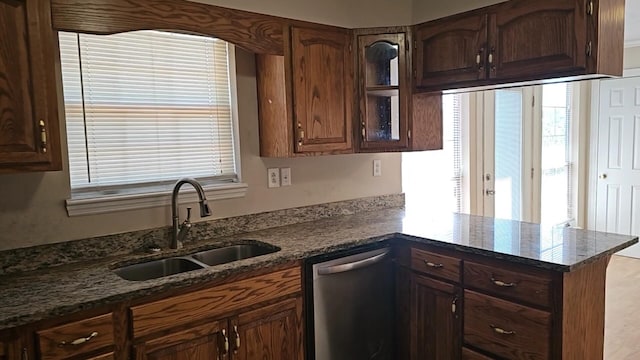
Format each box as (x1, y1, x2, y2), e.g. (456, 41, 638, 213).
(66, 182, 248, 217)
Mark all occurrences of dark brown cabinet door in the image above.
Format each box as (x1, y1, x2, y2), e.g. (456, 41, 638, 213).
(414, 13, 488, 89)
(488, 0, 586, 80)
(133, 321, 224, 360)
(0, 0, 61, 172)
(411, 273, 461, 360)
(230, 297, 303, 360)
(291, 26, 353, 154)
(356, 32, 409, 151)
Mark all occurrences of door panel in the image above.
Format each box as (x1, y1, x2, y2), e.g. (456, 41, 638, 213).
(489, 0, 586, 80)
(231, 297, 303, 360)
(596, 76, 640, 258)
(483, 89, 531, 221)
(291, 27, 352, 154)
(134, 321, 224, 360)
(414, 14, 488, 88)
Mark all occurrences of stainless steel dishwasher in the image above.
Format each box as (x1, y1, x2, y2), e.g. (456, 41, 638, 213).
(305, 246, 394, 360)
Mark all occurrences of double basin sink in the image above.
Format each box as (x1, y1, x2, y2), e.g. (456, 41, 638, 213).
(114, 241, 279, 281)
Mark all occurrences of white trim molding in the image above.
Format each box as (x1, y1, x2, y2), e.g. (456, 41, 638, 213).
(66, 182, 248, 216)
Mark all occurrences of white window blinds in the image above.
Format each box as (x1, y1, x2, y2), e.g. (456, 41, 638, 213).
(59, 30, 237, 192)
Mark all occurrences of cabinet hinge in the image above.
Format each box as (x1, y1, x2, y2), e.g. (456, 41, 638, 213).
(349, 43, 352, 52)
(413, 69, 417, 79)
(414, 40, 417, 50)
(408, 129, 412, 139)
(586, 1, 594, 16)
(586, 41, 593, 57)
(451, 296, 458, 314)
(405, 39, 410, 51)
(531, 168, 534, 179)
(532, 95, 535, 108)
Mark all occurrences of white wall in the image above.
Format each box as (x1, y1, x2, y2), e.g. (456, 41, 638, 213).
(0, 0, 408, 251)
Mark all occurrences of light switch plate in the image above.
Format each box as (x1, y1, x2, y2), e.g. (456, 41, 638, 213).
(280, 168, 291, 186)
(267, 168, 280, 188)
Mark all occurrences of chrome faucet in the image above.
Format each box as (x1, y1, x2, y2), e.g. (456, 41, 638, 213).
(171, 178, 212, 249)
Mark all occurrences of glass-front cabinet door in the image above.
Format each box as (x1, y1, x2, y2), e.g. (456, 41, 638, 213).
(357, 33, 409, 151)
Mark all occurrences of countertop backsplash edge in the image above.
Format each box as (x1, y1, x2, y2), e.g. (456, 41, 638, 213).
(0, 193, 405, 275)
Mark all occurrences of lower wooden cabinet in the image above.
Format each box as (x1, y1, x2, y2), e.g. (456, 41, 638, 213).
(36, 313, 115, 360)
(410, 273, 461, 360)
(133, 321, 225, 360)
(231, 297, 303, 360)
(133, 297, 302, 360)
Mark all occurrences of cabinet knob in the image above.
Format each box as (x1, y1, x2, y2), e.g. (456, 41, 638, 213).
(39, 120, 47, 153)
(599, 173, 607, 180)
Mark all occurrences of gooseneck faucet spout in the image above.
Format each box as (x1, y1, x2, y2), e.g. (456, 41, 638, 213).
(171, 178, 212, 249)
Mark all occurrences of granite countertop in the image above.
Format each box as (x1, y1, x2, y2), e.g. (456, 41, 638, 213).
(0, 208, 636, 331)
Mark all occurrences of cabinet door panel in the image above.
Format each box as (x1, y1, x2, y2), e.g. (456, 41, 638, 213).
(291, 27, 352, 154)
(414, 14, 487, 88)
(357, 33, 409, 151)
(411, 274, 461, 360)
(231, 297, 303, 360)
(134, 321, 224, 360)
(489, 0, 586, 80)
(0, 0, 61, 171)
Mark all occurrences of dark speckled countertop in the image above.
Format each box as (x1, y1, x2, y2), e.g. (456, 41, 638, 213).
(0, 207, 636, 331)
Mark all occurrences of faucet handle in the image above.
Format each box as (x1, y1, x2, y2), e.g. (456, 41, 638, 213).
(185, 207, 192, 222)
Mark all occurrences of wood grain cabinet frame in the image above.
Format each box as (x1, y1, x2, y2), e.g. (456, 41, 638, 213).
(0, 0, 62, 173)
(412, 0, 624, 91)
(398, 244, 614, 360)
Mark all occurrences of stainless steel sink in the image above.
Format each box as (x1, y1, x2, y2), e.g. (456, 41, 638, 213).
(114, 241, 279, 281)
(191, 243, 279, 266)
(114, 257, 204, 281)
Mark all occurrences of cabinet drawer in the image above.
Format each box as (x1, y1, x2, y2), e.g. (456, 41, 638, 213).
(464, 260, 552, 307)
(411, 248, 460, 282)
(464, 290, 551, 360)
(462, 347, 495, 360)
(37, 313, 114, 360)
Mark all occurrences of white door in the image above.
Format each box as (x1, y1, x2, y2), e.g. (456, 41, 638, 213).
(595, 76, 640, 258)
(482, 88, 534, 222)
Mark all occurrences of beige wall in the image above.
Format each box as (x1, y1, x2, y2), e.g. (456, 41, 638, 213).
(0, 0, 409, 251)
(624, 46, 640, 70)
(195, 0, 412, 27)
(411, 0, 507, 23)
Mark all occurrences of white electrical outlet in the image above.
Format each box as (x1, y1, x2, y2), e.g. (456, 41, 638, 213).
(267, 168, 280, 188)
(280, 167, 292, 186)
(373, 159, 382, 177)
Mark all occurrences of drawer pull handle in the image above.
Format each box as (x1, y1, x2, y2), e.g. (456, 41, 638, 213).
(58, 331, 98, 346)
(423, 260, 443, 268)
(490, 325, 516, 335)
(491, 277, 517, 287)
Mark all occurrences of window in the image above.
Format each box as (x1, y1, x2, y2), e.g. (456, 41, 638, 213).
(60, 31, 245, 215)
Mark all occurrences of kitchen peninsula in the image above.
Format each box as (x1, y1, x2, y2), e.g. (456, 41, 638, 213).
(0, 196, 636, 359)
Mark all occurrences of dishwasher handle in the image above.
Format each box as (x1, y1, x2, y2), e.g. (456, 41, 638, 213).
(317, 250, 390, 275)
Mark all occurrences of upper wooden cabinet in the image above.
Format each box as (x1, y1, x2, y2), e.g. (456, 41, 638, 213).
(257, 25, 353, 157)
(413, 0, 624, 91)
(414, 13, 488, 88)
(355, 29, 443, 153)
(0, 0, 62, 173)
(291, 27, 353, 154)
(356, 32, 410, 151)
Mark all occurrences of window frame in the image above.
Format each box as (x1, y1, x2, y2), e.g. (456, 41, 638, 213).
(62, 39, 246, 216)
